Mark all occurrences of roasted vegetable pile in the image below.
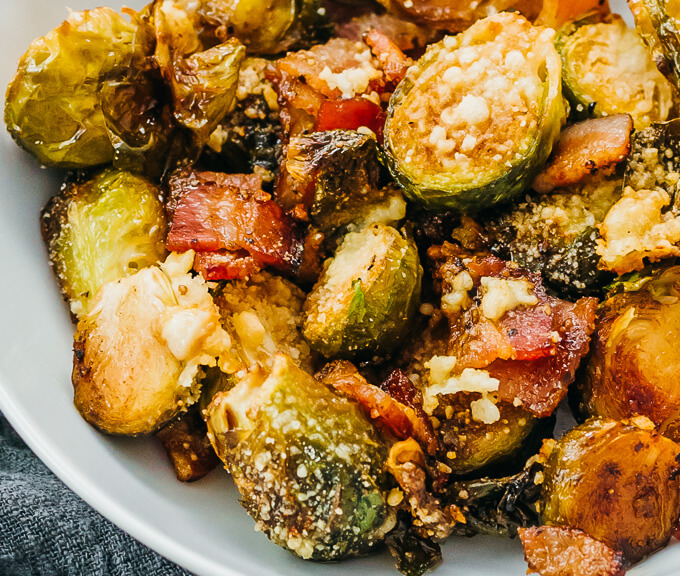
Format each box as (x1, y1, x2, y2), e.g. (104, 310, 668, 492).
(10, 0, 680, 574)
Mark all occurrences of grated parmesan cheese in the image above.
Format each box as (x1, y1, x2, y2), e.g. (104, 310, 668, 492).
(480, 276, 538, 321)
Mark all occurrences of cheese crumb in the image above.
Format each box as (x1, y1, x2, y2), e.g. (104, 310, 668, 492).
(480, 276, 538, 321)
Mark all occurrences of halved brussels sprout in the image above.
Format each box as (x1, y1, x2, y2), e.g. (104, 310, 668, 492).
(430, 393, 546, 477)
(303, 223, 422, 358)
(205, 354, 396, 560)
(197, 0, 327, 55)
(73, 251, 235, 436)
(577, 265, 680, 440)
(4, 8, 136, 168)
(286, 130, 406, 238)
(41, 169, 167, 318)
(486, 173, 622, 297)
(384, 12, 565, 212)
(556, 12, 674, 129)
(542, 417, 680, 563)
(597, 119, 680, 274)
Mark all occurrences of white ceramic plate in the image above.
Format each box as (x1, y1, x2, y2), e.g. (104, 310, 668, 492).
(0, 1, 678, 575)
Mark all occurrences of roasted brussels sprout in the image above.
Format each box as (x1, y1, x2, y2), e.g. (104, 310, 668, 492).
(486, 173, 621, 297)
(41, 169, 167, 318)
(428, 393, 546, 477)
(5, 8, 136, 168)
(197, 0, 327, 55)
(629, 0, 680, 91)
(556, 12, 674, 129)
(577, 265, 680, 439)
(384, 12, 565, 212)
(153, 1, 245, 148)
(205, 354, 396, 560)
(597, 119, 680, 274)
(303, 223, 422, 358)
(73, 251, 235, 436)
(286, 130, 406, 237)
(541, 417, 680, 563)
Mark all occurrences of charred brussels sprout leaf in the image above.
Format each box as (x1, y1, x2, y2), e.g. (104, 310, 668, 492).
(154, 2, 245, 149)
(197, 0, 328, 55)
(446, 460, 545, 538)
(4, 8, 137, 168)
(41, 169, 167, 319)
(203, 58, 282, 183)
(73, 252, 235, 436)
(287, 130, 406, 238)
(556, 12, 674, 128)
(303, 223, 422, 358)
(542, 417, 680, 563)
(385, 515, 442, 576)
(629, 0, 680, 92)
(384, 12, 565, 213)
(206, 355, 396, 560)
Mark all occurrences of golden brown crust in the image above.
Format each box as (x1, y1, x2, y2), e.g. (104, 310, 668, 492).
(519, 525, 626, 576)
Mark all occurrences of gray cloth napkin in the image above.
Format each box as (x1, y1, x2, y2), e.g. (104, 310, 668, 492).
(0, 412, 192, 576)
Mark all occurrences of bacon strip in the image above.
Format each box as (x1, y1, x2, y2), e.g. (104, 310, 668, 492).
(166, 170, 303, 280)
(456, 256, 556, 365)
(491, 297, 597, 417)
(533, 114, 633, 194)
(430, 246, 597, 418)
(519, 526, 626, 576)
(318, 361, 438, 455)
(364, 28, 412, 86)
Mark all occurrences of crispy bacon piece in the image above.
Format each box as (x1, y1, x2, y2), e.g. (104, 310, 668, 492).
(519, 526, 626, 576)
(193, 250, 261, 281)
(364, 28, 412, 86)
(429, 245, 597, 418)
(490, 297, 597, 417)
(315, 98, 385, 141)
(533, 114, 633, 194)
(318, 361, 438, 455)
(276, 38, 384, 100)
(269, 37, 389, 140)
(155, 408, 218, 483)
(334, 11, 438, 52)
(453, 256, 557, 365)
(166, 170, 303, 280)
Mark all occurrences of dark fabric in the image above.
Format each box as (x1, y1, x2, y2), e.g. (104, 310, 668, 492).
(0, 412, 192, 576)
